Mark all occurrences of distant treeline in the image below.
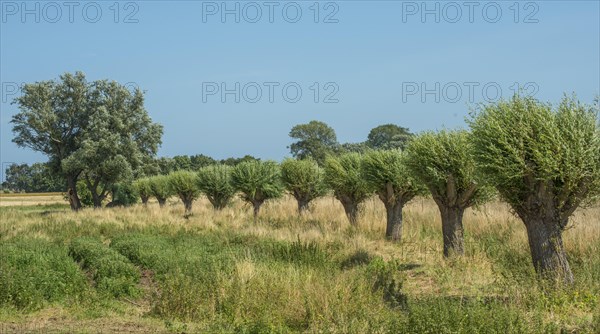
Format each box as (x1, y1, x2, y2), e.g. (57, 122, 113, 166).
(1, 155, 260, 193)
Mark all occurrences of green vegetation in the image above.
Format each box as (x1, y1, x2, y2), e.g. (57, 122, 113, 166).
(168, 171, 201, 216)
(231, 160, 284, 221)
(405, 130, 493, 256)
(324, 153, 371, 226)
(363, 150, 424, 241)
(148, 175, 173, 208)
(0, 199, 597, 332)
(469, 95, 600, 283)
(197, 165, 236, 210)
(68, 237, 140, 297)
(280, 158, 328, 214)
(133, 177, 153, 205)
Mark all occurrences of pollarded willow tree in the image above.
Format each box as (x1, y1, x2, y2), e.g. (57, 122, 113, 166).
(231, 160, 283, 222)
(149, 175, 172, 208)
(280, 158, 328, 214)
(132, 177, 152, 205)
(168, 171, 200, 217)
(324, 153, 371, 226)
(197, 165, 236, 210)
(363, 150, 425, 241)
(405, 130, 493, 256)
(469, 94, 600, 284)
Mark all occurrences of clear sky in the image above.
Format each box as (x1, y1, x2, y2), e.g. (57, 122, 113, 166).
(1, 0, 599, 169)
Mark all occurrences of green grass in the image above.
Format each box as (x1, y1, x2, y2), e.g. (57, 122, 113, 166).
(0, 238, 89, 310)
(68, 237, 141, 298)
(0, 199, 598, 333)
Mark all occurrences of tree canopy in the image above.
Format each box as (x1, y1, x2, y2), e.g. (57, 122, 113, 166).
(289, 121, 338, 164)
(366, 124, 413, 150)
(11, 72, 162, 209)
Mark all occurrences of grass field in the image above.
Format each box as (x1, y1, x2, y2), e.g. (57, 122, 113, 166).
(0, 194, 599, 333)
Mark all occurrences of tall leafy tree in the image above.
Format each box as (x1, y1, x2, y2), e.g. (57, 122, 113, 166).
(280, 158, 328, 214)
(469, 95, 600, 284)
(324, 153, 371, 226)
(405, 130, 493, 256)
(12, 72, 92, 210)
(11, 72, 162, 209)
(60, 80, 162, 208)
(366, 124, 413, 150)
(289, 121, 338, 165)
(363, 150, 424, 241)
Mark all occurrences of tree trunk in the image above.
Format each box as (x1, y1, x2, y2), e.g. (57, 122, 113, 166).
(440, 206, 465, 257)
(385, 201, 403, 242)
(141, 195, 149, 206)
(92, 192, 102, 208)
(297, 198, 310, 215)
(66, 175, 81, 211)
(252, 202, 262, 223)
(340, 199, 360, 226)
(157, 198, 166, 208)
(183, 199, 193, 217)
(523, 217, 574, 284)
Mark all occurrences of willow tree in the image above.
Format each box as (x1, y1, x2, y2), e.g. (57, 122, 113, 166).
(405, 130, 493, 256)
(197, 165, 235, 210)
(12, 73, 162, 210)
(469, 95, 600, 284)
(168, 171, 200, 217)
(363, 150, 424, 241)
(231, 160, 283, 221)
(133, 177, 152, 205)
(148, 175, 172, 208)
(280, 158, 327, 214)
(324, 153, 371, 226)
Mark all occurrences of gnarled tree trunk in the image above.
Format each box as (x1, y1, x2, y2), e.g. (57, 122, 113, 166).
(157, 197, 167, 208)
(296, 197, 310, 215)
(66, 175, 82, 211)
(141, 195, 149, 206)
(182, 197, 193, 217)
(439, 206, 465, 257)
(340, 198, 360, 226)
(384, 201, 403, 241)
(523, 217, 573, 284)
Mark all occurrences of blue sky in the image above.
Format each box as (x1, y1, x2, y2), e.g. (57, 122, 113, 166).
(1, 0, 599, 169)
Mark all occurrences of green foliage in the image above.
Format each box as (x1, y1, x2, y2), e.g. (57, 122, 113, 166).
(280, 158, 327, 212)
(168, 171, 201, 214)
(289, 121, 338, 165)
(0, 238, 88, 310)
(362, 150, 424, 205)
(76, 180, 94, 207)
(11, 72, 163, 209)
(469, 94, 600, 218)
(168, 171, 200, 200)
(367, 124, 413, 150)
(231, 160, 283, 216)
(69, 237, 140, 297)
(110, 182, 139, 207)
(197, 165, 236, 210)
(3, 162, 64, 193)
(133, 177, 153, 203)
(148, 175, 173, 205)
(324, 153, 371, 207)
(405, 130, 493, 208)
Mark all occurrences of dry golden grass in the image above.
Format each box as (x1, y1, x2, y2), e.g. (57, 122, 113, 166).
(1, 194, 598, 332)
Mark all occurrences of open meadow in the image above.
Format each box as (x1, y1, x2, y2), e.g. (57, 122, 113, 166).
(1, 193, 599, 333)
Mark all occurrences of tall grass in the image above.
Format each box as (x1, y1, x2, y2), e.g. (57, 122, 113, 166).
(0, 196, 598, 332)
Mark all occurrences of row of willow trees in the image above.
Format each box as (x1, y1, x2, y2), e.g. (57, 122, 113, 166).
(134, 94, 599, 286)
